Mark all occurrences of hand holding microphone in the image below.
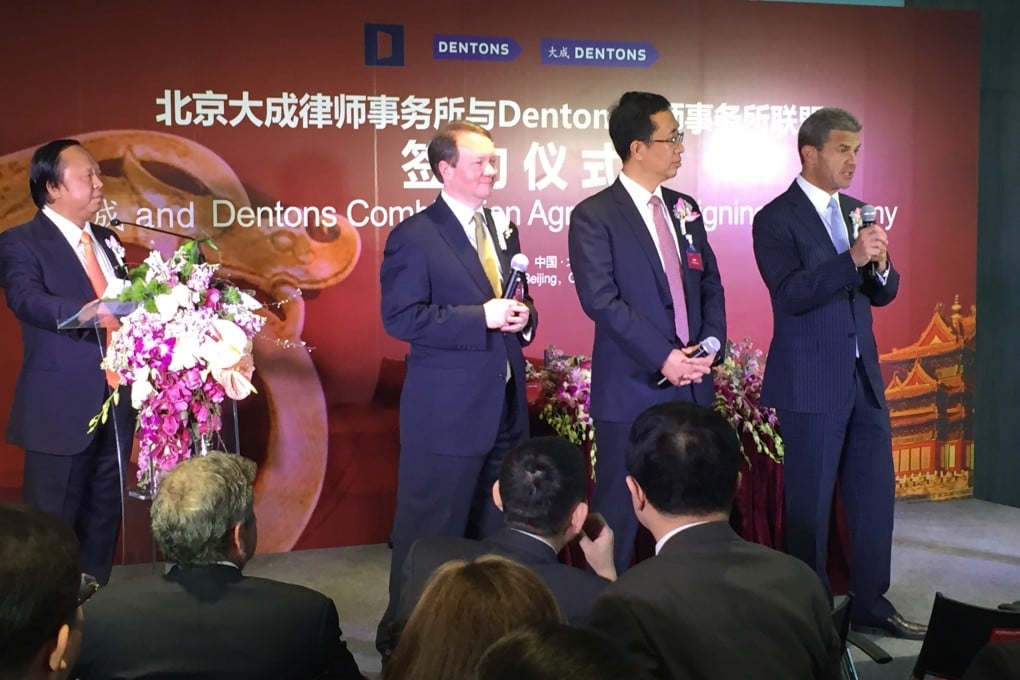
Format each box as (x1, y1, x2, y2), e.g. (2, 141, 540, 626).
(482, 253, 530, 332)
(657, 336, 720, 388)
(849, 204, 888, 270)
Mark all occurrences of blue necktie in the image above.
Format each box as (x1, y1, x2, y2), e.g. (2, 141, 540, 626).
(825, 196, 850, 253)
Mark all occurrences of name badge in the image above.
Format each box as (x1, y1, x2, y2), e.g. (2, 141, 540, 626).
(686, 249, 703, 271)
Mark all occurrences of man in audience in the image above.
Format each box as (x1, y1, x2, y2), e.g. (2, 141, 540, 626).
(0, 505, 84, 680)
(589, 402, 841, 680)
(389, 436, 614, 646)
(72, 452, 364, 680)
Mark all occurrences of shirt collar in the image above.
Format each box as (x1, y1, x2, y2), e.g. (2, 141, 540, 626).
(441, 191, 484, 228)
(43, 205, 96, 243)
(654, 519, 714, 555)
(507, 528, 558, 553)
(795, 175, 840, 214)
(618, 171, 665, 210)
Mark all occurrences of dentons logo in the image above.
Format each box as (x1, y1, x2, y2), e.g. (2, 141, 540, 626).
(433, 34, 521, 62)
(365, 24, 405, 67)
(541, 39, 658, 68)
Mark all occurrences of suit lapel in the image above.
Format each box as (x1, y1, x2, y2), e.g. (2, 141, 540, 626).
(33, 212, 96, 298)
(786, 182, 838, 253)
(609, 180, 672, 303)
(431, 198, 496, 297)
(482, 208, 510, 276)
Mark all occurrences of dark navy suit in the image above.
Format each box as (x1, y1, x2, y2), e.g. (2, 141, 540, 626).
(589, 521, 842, 680)
(377, 195, 536, 652)
(752, 180, 899, 624)
(73, 564, 364, 680)
(569, 179, 726, 569)
(0, 211, 134, 584)
(393, 528, 608, 636)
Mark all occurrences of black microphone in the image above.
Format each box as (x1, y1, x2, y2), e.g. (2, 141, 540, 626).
(860, 204, 879, 275)
(109, 218, 205, 241)
(656, 335, 721, 388)
(502, 253, 529, 299)
(110, 218, 208, 264)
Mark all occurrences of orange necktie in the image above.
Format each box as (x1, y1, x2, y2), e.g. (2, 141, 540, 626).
(80, 232, 120, 388)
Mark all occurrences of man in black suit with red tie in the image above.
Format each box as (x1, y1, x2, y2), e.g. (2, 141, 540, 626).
(752, 107, 924, 638)
(0, 139, 134, 585)
(569, 92, 726, 571)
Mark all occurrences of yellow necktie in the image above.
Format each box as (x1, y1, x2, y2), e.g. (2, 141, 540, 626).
(473, 212, 501, 297)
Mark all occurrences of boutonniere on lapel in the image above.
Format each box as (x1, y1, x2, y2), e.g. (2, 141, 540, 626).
(104, 235, 129, 278)
(673, 197, 700, 223)
(489, 208, 514, 251)
(848, 207, 863, 241)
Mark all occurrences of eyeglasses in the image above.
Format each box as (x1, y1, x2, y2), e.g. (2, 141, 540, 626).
(650, 131, 685, 147)
(77, 573, 100, 606)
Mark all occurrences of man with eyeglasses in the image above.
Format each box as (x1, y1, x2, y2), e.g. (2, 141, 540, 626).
(569, 91, 726, 572)
(752, 107, 924, 639)
(0, 504, 85, 680)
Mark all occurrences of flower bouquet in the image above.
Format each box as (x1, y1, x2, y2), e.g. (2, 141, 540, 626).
(90, 240, 265, 489)
(712, 338, 783, 464)
(527, 348, 597, 475)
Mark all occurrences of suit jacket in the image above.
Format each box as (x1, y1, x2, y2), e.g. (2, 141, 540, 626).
(0, 210, 132, 454)
(569, 180, 726, 422)
(380, 198, 536, 456)
(393, 527, 608, 631)
(588, 521, 842, 680)
(73, 564, 364, 680)
(752, 181, 899, 413)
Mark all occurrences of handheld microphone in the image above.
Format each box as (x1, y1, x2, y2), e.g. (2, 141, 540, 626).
(861, 204, 877, 229)
(502, 253, 529, 299)
(656, 335, 721, 388)
(859, 205, 879, 274)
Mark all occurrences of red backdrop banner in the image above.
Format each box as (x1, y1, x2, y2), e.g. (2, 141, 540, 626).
(0, 0, 979, 554)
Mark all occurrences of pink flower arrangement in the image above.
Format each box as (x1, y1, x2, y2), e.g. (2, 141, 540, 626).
(530, 339, 784, 473)
(92, 240, 265, 488)
(528, 349, 597, 474)
(712, 339, 784, 463)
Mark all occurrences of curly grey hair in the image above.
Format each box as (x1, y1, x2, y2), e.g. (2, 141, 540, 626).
(150, 452, 257, 565)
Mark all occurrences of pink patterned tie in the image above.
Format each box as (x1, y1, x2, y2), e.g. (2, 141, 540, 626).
(648, 196, 688, 344)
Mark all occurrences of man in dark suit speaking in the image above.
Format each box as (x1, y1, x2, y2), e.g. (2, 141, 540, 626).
(376, 120, 537, 657)
(0, 139, 134, 585)
(73, 452, 364, 679)
(752, 107, 924, 639)
(569, 92, 726, 571)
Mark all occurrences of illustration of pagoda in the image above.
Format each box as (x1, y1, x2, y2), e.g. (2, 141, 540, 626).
(880, 296, 975, 500)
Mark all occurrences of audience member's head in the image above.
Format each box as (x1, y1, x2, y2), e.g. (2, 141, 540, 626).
(150, 452, 258, 568)
(474, 622, 650, 680)
(625, 402, 741, 536)
(0, 505, 83, 680)
(384, 555, 563, 680)
(493, 436, 589, 547)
